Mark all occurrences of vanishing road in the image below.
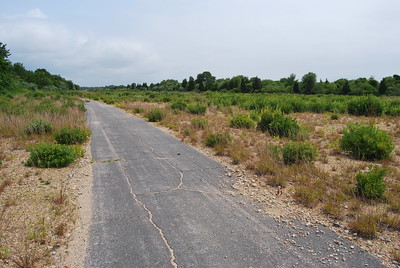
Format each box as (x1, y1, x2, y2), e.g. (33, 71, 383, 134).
(85, 101, 385, 267)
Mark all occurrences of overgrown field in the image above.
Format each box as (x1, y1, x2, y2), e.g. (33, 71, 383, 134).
(0, 89, 89, 267)
(83, 89, 400, 265)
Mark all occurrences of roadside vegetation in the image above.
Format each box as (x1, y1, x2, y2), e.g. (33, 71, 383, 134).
(81, 89, 400, 265)
(0, 43, 89, 266)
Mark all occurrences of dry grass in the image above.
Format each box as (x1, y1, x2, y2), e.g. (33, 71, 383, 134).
(0, 93, 88, 266)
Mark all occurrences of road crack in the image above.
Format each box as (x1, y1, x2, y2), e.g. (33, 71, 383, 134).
(94, 117, 179, 268)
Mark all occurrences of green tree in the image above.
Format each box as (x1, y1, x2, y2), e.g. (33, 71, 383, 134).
(240, 76, 249, 93)
(0, 43, 12, 91)
(378, 78, 387, 95)
(187, 76, 195, 91)
(341, 80, 351, 95)
(301, 72, 317, 94)
(196, 71, 216, 91)
(250, 76, 262, 91)
(293, 80, 300, 93)
(181, 78, 188, 90)
(0, 42, 11, 59)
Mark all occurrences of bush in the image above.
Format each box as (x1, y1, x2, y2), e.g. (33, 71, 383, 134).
(186, 104, 207, 115)
(191, 118, 208, 130)
(54, 126, 90, 145)
(356, 165, 387, 199)
(257, 110, 300, 138)
(230, 113, 255, 129)
(26, 143, 76, 168)
(205, 132, 232, 148)
(145, 108, 167, 122)
(347, 95, 384, 116)
(170, 101, 187, 111)
(340, 124, 394, 160)
(282, 142, 318, 164)
(24, 118, 53, 135)
(330, 114, 339, 120)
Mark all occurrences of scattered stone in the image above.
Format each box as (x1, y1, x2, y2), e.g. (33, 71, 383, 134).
(380, 237, 392, 242)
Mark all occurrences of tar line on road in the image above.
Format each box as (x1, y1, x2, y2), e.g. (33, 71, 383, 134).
(84, 101, 385, 268)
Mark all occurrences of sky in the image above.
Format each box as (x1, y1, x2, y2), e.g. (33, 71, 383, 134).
(1, 0, 399, 87)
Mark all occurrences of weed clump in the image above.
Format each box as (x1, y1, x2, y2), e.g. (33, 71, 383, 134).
(257, 110, 300, 138)
(356, 165, 387, 199)
(170, 101, 187, 111)
(186, 104, 207, 115)
(330, 113, 339, 120)
(347, 95, 384, 116)
(26, 142, 76, 168)
(230, 113, 255, 129)
(349, 212, 381, 238)
(205, 132, 232, 148)
(340, 124, 394, 160)
(54, 126, 90, 145)
(282, 142, 318, 164)
(24, 118, 53, 135)
(145, 108, 167, 122)
(191, 117, 208, 130)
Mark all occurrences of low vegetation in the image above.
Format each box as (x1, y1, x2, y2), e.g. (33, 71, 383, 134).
(54, 126, 90, 145)
(26, 142, 77, 168)
(340, 123, 394, 160)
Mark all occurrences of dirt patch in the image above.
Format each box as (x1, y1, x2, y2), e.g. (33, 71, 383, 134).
(0, 138, 93, 267)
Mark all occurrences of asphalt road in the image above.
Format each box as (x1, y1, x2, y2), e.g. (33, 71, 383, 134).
(85, 100, 385, 268)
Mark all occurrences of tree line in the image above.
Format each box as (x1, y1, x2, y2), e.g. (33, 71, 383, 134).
(0, 42, 79, 92)
(123, 71, 400, 96)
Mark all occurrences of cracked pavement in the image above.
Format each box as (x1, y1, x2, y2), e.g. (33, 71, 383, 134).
(84, 101, 386, 268)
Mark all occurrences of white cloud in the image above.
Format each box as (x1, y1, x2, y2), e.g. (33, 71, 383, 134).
(26, 8, 48, 19)
(0, 12, 163, 86)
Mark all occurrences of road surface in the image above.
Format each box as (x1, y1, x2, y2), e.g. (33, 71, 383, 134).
(85, 100, 385, 267)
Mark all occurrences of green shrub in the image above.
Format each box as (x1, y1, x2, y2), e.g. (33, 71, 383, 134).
(282, 142, 318, 164)
(133, 107, 144, 113)
(191, 117, 208, 130)
(26, 143, 76, 168)
(170, 101, 187, 111)
(205, 132, 232, 148)
(230, 113, 255, 129)
(54, 126, 90, 145)
(186, 104, 207, 115)
(24, 118, 53, 135)
(347, 95, 384, 116)
(257, 110, 300, 138)
(330, 113, 339, 120)
(356, 165, 387, 199)
(70, 145, 86, 158)
(145, 108, 167, 122)
(340, 124, 394, 160)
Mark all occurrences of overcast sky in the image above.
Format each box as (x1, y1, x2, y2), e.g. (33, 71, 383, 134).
(1, 0, 399, 86)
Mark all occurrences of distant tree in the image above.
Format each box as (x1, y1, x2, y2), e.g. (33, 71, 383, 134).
(250, 76, 262, 91)
(341, 80, 351, 95)
(187, 76, 195, 91)
(0, 42, 11, 59)
(181, 78, 188, 90)
(301, 72, 317, 94)
(196, 71, 216, 91)
(229, 76, 241, 90)
(240, 76, 249, 93)
(293, 80, 300, 93)
(393, 74, 400, 82)
(287, 73, 296, 87)
(379, 78, 387, 95)
(368, 76, 379, 88)
(142, 82, 148, 89)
